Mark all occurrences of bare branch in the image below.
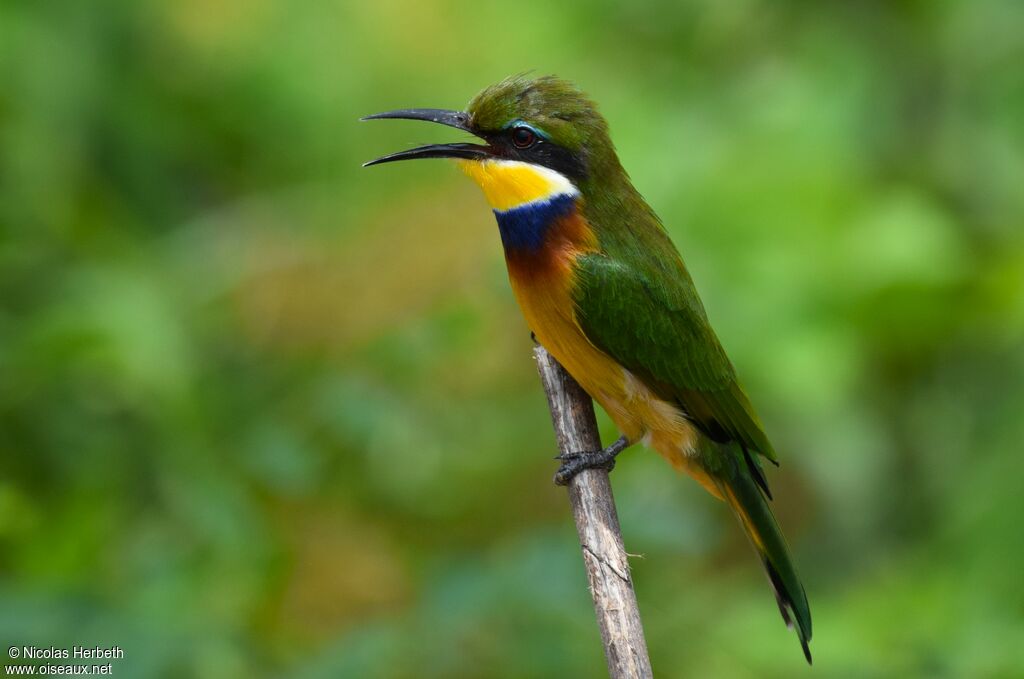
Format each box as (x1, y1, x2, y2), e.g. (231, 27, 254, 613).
(533, 346, 653, 679)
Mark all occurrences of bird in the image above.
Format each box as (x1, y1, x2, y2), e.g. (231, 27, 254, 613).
(362, 74, 812, 663)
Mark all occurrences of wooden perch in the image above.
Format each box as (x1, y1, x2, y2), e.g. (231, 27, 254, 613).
(533, 346, 654, 679)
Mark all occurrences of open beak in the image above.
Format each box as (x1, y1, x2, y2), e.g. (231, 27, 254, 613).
(360, 108, 493, 167)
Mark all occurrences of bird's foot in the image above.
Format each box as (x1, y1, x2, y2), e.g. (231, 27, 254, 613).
(553, 435, 630, 486)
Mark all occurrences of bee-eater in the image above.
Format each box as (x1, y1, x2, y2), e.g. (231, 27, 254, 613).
(363, 75, 812, 663)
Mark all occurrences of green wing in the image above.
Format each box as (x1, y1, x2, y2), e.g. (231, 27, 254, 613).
(572, 251, 777, 463)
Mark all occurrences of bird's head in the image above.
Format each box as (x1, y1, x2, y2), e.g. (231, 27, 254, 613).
(363, 75, 623, 211)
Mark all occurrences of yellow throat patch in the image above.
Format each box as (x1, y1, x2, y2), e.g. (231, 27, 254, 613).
(457, 159, 578, 211)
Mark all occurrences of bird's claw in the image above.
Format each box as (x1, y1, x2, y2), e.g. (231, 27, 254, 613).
(553, 450, 616, 486)
(551, 436, 630, 486)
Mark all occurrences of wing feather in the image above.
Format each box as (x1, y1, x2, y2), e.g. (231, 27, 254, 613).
(572, 252, 777, 462)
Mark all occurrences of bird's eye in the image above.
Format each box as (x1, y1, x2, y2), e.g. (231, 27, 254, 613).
(511, 125, 537, 149)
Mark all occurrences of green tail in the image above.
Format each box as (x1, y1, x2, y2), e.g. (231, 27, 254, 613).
(711, 443, 813, 664)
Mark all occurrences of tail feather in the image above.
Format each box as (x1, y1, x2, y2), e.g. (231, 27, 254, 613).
(741, 443, 773, 501)
(715, 447, 812, 664)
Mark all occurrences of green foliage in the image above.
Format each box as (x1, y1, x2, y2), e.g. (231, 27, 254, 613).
(2, 0, 1023, 676)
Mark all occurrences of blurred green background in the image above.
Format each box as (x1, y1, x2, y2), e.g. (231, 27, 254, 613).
(2, 1, 1023, 677)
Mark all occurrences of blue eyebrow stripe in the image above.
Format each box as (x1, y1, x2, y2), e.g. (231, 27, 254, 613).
(494, 193, 577, 251)
(503, 119, 551, 141)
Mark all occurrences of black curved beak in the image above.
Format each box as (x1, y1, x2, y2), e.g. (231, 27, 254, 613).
(360, 108, 493, 167)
